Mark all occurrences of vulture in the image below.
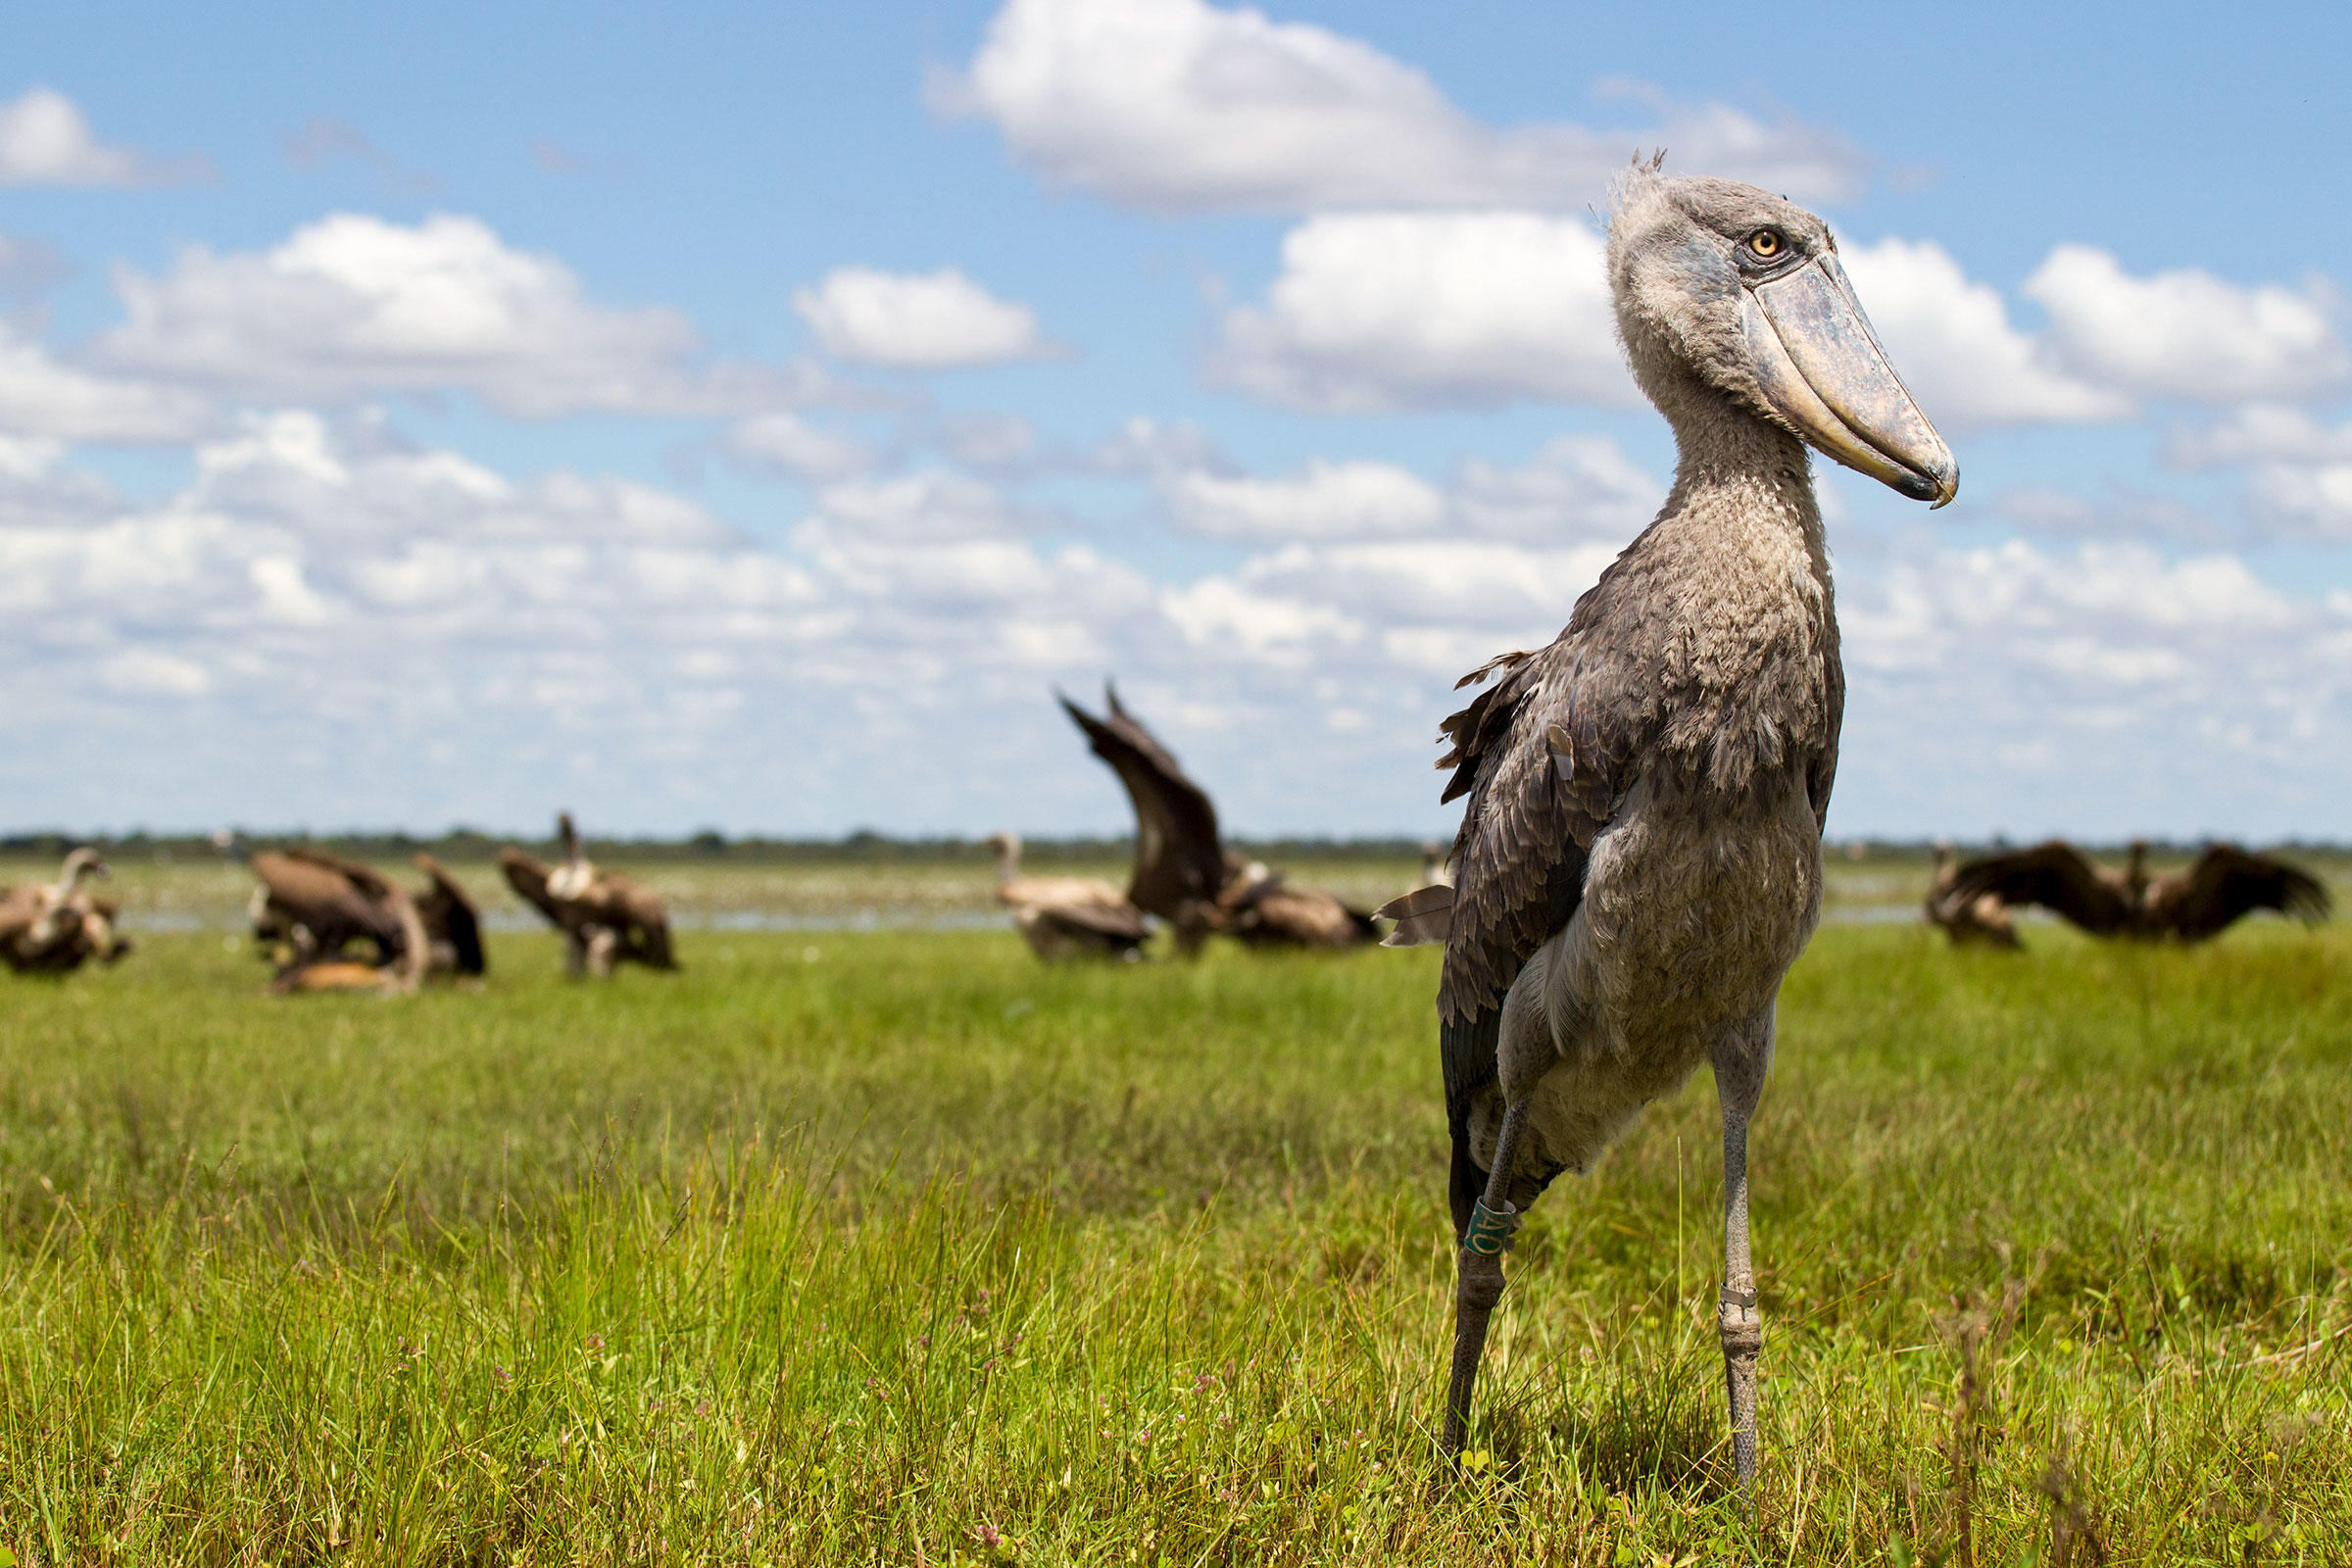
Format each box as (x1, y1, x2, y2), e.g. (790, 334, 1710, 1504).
(242, 845, 471, 992)
(1949, 840, 2328, 943)
(0, 848, 133, 973)
(1058, 684, 1380, 952)
(1923, 842, 2018, 949)
(982, 831, 1150, 961)
(1378, 162, 1959, 1483)
(500, 812, 675, 977)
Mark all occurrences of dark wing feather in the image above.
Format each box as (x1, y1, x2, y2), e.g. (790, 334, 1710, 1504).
(1435, 596, 1649, 1234)
(2159, 846, 2331, 941)
(499, 849, 572, 930)
(414, 854, 487, 976)
(1060, 685, 1226, 920)
(1039, 899, 1152, 942)
(1949, 842, 2132, 934)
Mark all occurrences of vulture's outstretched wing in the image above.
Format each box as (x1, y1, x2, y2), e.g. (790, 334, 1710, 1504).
(499, 849, 570, 929)
(414, 853, 487, 976)
(1035, 899, 1152, 943)
(2160, 846, 2331, 941)
(1059, 684, 1226, 920)
(1949, 842, 2132, 936)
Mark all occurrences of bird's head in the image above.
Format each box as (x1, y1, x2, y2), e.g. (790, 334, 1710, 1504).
(60, 847, 109, 888)
(1607, 159, 1957, 507)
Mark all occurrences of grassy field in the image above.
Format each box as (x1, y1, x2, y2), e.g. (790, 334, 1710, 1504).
(0, 871, 2346, 1564)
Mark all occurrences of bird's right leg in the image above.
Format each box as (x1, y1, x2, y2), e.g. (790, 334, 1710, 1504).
(586, 926, 619, 978)
(1443, 1100, 1529, 1457)
(564, 928, 588, 978)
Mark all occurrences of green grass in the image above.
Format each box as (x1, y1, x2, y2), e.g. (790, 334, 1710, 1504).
(0, 919, 2346, 1565)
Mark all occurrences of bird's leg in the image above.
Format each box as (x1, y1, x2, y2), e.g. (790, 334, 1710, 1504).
(564, 928, 588, 978)
(1713, 1031, 1770, 1490)
(587, 926, 619, 979)
(1444, 1102, 1529, 1458)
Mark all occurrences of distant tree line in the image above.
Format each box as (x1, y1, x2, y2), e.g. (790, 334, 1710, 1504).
(0, 831, 2343, 866)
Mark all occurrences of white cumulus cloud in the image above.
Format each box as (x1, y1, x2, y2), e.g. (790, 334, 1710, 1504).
(0, 323, 216, 442)
(934, 0, 1866, 212)
(1839, 238, 2129, 428)
(793, 267, 1051, 368)
(0, 86, 203, 187)
(95, 213, 817, 416)
(1162, 435, 1659, 543)
(2024, 244, 2348, 404)
(1211, 211, 1631, 412)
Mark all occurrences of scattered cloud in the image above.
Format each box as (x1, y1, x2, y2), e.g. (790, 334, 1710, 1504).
(0, 322, 216, 443)
(935, 0, 1867, 212)
(724, 411, 873, 481)
(2025, 245, 2348, 404)
(95, 212, 826, 416)
(283, 117, 441, 196)
(2165, 405, 2352, 468)
(1210, 211, 1632, 412)
(1837, 536, 2352, 834)
(1166, 459, 1442, 540)
(0, 86, 206, 187)
(1981, 486, 2223, 545)
(1840, 238, 2129, 427)
(793, 266, 1054, 368)
(1162, 435, 1658, 543)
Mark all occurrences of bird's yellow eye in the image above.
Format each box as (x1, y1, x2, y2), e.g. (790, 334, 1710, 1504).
(1748, 229, 1784, 259)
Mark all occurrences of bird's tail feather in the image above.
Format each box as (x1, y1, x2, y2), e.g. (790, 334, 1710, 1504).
(1377, 883, 1453, 947)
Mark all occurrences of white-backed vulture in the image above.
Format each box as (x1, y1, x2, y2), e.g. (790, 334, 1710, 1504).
(1058, 684, 1380, 953)
(1923, 842, 2018, 949)
(1950, 840, 2329, 943)
(500, 812, 675, 977)
(243, 846, 432, 993)
(983, 831, 1150, 961)
(0, 848, 133, 974)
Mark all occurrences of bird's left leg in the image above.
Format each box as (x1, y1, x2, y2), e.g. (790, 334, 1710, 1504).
(1443, 1100, 1530, 1457)
(1711, 1013, 1774, 1489)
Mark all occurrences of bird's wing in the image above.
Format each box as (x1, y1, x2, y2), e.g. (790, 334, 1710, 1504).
(1035, 899, 1151, 942)
(1948, 842, 2131, 933)
(1433, 597, 1652, 1229)
(278, 846, 398, 902)
(414, 854, 487, 975)
(1059, 686, 1226, 919)
(1810, 631, 1845, 830)
(2160, 846, 2332, 939)
(499, 849, 571, 927)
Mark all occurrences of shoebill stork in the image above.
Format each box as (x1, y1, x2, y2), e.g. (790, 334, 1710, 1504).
(1950, 840, 2328, 942)
(982, 831, 1152, 960)
(1378, 163, 1958, 1484)
(0, 848, 132, 973)
(1924, 842, 2019, 949)
(500, 812, 676, 976)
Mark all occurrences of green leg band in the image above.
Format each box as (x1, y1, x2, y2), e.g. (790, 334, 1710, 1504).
(1463, 1199, 1521, 1257)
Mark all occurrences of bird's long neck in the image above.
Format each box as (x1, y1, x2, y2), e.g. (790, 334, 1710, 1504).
(994, 838, 1020, 884)
(1657, 382, 1824, 555)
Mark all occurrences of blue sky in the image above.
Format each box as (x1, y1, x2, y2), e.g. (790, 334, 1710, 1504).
(5, 0, 2350, 840)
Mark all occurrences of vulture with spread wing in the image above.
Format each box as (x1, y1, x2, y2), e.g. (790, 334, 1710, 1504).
(501, 812, 676, 976)
(1059, 684, 1378, 953)
(1950, 840, 2328, 943)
